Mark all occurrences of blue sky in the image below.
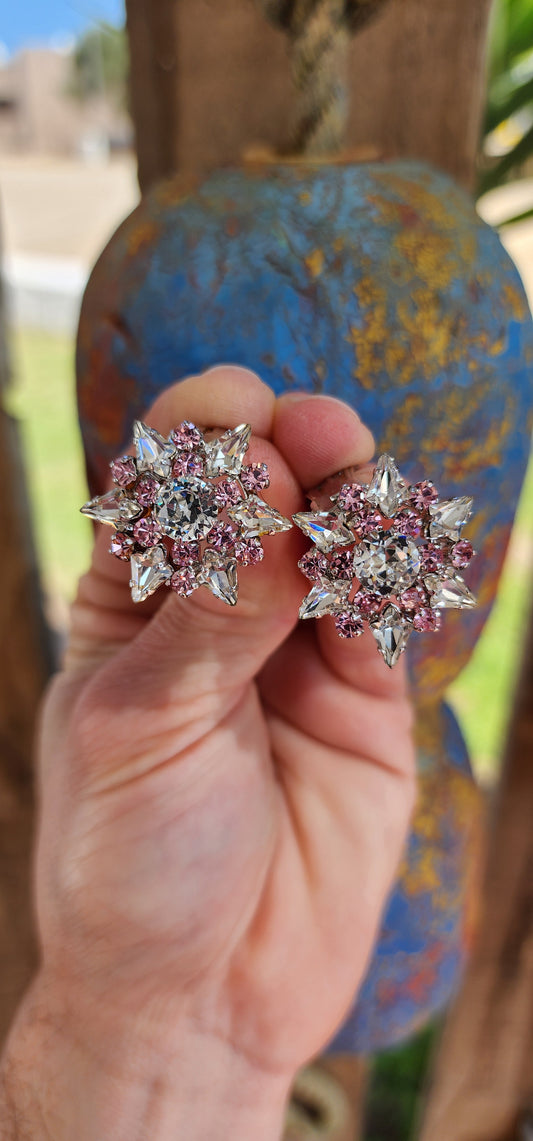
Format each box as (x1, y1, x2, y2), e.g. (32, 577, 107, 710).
(2, 0, 125, 55)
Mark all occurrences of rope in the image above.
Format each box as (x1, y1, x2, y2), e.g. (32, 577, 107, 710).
(258, 0, 390, 155)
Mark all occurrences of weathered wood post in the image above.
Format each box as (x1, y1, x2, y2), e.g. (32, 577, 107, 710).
(0, 242, 53, 1043)
(420, 605, 533, 1140)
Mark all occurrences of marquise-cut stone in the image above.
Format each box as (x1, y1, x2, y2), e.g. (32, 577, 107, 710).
(204, 423, 252, 477)
(81, 488, 141, 527)
(130, 545, 172, 603)
(299, 582, 348, 620)
(292, 511, 354, 553)
(155, 477, 219, 541)
(365, 454, 409, 518)
(353, 533, 420, 594)
(133, 421, 176, 478)
(429, 496, 473, 541)
(371, 604, 412, 668)
(229, 495, 292, 537)
(201, 550, 238, 606)
(428, 575, 477, 610)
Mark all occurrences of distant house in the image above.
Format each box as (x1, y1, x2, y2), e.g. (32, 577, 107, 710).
(0, 47, 131, 157)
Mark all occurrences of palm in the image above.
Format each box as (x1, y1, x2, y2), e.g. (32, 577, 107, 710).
(37, 369, 414, 1078)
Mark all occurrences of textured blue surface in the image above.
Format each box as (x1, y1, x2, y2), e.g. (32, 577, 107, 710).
(77, 159, 533, 1050)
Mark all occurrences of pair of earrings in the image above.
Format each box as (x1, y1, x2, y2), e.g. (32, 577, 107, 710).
(81, 420, 476, 668)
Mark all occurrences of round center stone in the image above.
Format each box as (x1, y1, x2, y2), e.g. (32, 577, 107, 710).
(353, 532, 421, 594)
(155, 477, 219, 541)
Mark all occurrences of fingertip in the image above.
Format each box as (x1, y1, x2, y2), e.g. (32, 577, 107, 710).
(273, 393, 375, 490)
(149, 365, 276, 439)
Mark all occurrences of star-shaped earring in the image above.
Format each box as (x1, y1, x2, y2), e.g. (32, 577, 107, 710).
(293, 454, 476, 667)
(81, 420, 292, 606)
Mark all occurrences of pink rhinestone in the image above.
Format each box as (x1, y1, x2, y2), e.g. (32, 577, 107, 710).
(413, 608, 441, 632)
(133, 517, 162, 547)
(171, 541, 200, 567)
(298, 550, 329, 581)
(241, 463, 270, 492)
(357, 510, 384, 537)
(337, 484, 364, 514)
(110, 531, 134, 560)
(110, 456, 136, 487)
(399, 587, 425, 613)
(420, 542, 446, 572)
(215, 479, 242, 508)
(135, 473, 159, 507)
(171, 420, 203, 451)
(335, 611, 364, 638)
(395, 509, 423, 538)
(208, 522, 237, 552)
(235, 538, 264, 566)
(353, 590, 381, 617)
(173, 453, 205, 478)
(452, 540, 474, 568)
(170, 567, 197, 596)
(329, 551, 354, 581)
(410, 480, 438, 511)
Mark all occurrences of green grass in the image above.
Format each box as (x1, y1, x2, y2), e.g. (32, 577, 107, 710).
(7, 326, 533, 782)
(448, 455, 533, 782)
(7, 327, 92, 605)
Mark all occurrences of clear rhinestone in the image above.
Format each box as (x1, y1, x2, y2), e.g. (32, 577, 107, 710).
(371, 604, 412, 668)
(81, 488, 141, 527)
(353, 533, 421, 594)
(204, 423, 252, 477)
(365, 454, 409, 518)
(428, 575, 477, 610)
(299, 582, 349, 620)
(133, 420, 176, 478)
(292, 511, 354, 553)
(201, 550, 238, 606)
(155, 477, 219, 541)
(229, 495, 292, 537)
(130, 545, 172, 603)
(429, 496, 473, 541)
(423, 573, 443, 595)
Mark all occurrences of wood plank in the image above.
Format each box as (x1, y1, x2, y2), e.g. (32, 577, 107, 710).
(126, 0, 492, 193)
(0, 261, 52, 1045)
(419, 605, 533, 1141)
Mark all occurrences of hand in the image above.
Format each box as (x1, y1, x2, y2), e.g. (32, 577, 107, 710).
(1, 367, 415, 1141)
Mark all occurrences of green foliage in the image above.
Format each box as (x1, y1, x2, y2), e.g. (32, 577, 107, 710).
(7, 329, 92, 603)
(364, 1024, 441, 1141)
(479, 0, 533, 201)
(67, 21, 128, 111)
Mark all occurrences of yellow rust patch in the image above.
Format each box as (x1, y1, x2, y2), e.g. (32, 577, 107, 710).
(305, 248, 325, 278)
(127, 221, 159, 256)
(394, 230, 457, 292)
(397, 704, 485, 911)
(502, 282, 529, 322)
